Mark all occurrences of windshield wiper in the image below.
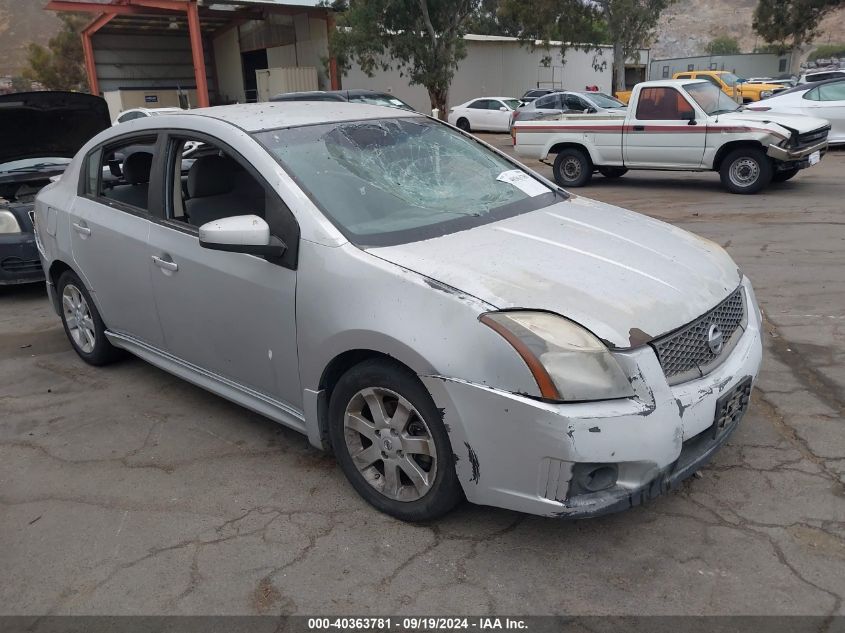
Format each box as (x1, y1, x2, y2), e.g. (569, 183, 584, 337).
(1, 161, 69, 174)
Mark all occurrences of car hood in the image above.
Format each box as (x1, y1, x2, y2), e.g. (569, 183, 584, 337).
(368, 197, 742, 349)
(717, 110, 830, 134)
(0, 92, 111, 165)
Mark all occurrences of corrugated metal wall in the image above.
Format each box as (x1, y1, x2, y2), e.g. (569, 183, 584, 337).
(91, 33, 215, 98)
(649, 53, 793, 80)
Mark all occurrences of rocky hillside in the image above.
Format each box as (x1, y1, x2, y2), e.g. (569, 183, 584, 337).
(651, 0, 845, 60)
(0, 1, 60, 77)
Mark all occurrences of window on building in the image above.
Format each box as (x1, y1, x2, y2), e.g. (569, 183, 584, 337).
(662, 65, 670, 78)
(779, 59, 788, 73)
(687, 64, 695, 71)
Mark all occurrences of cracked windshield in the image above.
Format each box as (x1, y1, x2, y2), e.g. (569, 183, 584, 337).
(255, 118, 554, 244)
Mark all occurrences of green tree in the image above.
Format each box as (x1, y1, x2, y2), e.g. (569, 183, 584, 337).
(753, 0, 839, 71)
(23, 13, 89, 92)
(466, 0, 521, 36)
(705, 36, 741, 55)
(500, 0, 675, 92)
(326, 0, 481, 117)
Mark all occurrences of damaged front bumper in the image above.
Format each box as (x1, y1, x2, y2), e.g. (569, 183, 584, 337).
(767, 139, 828, 164)
(422, 279, 763, 519)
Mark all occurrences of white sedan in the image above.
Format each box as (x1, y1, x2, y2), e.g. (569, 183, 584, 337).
(448, 97, 522, 132)
(749, 79, 845, 144)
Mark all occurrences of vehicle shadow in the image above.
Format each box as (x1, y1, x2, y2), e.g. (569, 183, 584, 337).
(0, 281, 48, 301)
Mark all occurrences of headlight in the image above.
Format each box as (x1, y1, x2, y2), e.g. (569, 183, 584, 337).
(0, 210, 21, 234)
(480, 311, 635, 402)
(760, 90, 773, 99)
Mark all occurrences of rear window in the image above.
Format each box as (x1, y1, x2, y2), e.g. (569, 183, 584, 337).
(254, 117, 561, 246)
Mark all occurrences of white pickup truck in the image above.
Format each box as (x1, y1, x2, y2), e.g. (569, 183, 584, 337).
(512, 79, 830, 194)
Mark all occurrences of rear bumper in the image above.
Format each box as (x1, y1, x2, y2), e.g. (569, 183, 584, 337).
(0, 234, 44, 285)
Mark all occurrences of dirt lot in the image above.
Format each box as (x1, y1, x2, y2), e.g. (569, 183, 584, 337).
(1, 142, 844, 617)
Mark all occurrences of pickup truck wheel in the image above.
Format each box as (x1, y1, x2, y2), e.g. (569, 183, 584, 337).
(553, 149, 592, 187)
(772, 167, 800, 183)
(598, 167, 628, 179)
(720, 148, 772, 194)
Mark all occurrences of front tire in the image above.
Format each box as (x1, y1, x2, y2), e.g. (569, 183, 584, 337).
(772, 167, 800, 183)
(719, 147, 772, 194)
(57, 271, 122, 366)
(328, 359, 462, 522)
(553, 148, 592, 187)
(455, 118, 471, 132)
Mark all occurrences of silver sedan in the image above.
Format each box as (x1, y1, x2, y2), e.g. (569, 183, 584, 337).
(34, 102, 762, 521)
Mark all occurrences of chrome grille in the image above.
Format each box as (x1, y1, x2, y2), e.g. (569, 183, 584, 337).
(652, 288, 746, 384)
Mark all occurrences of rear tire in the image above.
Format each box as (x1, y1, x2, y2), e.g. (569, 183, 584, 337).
(57, 271, 122, 366)
(553, 148, 592, 187)
(456, 118, 471, 132)
(328, 358, 462, 522)
(719, 147, 772, 194)
(598, 166, 628, 179)
(772, 167, 800, 183)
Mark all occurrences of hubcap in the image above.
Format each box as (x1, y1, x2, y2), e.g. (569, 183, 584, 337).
(729, 157, 760, 187)
(343, 387, 437, 502)
(62, 284, 96, 354)
(561, 157, 582, 181)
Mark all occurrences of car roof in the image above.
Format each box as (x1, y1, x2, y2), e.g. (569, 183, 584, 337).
(176, 101, 424, 132)
(776, 76, 845, 96)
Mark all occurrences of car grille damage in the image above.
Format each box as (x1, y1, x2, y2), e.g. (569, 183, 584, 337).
(651, 287, 746, 385)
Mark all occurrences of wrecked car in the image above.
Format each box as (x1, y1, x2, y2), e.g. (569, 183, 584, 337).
(0, 92, 111, 285)
(34, 102, 763, 520)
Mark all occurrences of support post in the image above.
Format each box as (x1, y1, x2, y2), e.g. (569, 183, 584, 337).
(187, 0, 210, 107)
(82, 30, 99, 95)
(326, 11, 340, 90)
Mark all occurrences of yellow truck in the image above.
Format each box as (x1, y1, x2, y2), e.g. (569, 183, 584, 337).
(615, 70, 788, 104)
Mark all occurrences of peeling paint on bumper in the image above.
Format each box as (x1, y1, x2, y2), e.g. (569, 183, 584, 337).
(422, 281, 763, 518)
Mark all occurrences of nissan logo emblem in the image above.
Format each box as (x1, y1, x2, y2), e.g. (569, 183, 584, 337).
(707, 323, 724, 355)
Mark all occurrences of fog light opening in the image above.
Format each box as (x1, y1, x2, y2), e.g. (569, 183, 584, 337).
(570, 463, 619, 496)
(584, 466, 617, 492)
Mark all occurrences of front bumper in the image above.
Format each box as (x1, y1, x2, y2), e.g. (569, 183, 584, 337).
(767, 139, 828, 164)
(423, 279, 763, 518)
(0, 233, 44, 285)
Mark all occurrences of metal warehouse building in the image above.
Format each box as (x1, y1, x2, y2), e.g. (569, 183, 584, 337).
(47, 0, 338, 116)
(649, 52, 795, 81)
(47, 0, 649, 118)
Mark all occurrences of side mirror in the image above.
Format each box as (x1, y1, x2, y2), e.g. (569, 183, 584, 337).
(199, 215, 286, 259)
(499, 106, 508, 111)
(584, 107, 597, 113)
(680, 110, 697, 125)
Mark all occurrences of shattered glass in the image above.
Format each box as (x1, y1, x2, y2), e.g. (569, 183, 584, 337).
(255, 118, 552, 242)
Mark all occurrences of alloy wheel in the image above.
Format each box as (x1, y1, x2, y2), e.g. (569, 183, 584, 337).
(62, 283, 96, 354)
(343, 387, 437, 502)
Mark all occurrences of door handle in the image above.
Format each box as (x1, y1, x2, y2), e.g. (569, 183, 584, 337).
(72, 222, 91, 236)
(633, 125, 645, 131)
(151, 255, 178, 272)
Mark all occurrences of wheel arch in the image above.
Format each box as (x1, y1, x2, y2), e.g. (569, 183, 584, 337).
(546, 141, 597, 165)
(713, 140, 768, 171)
(310, 346, 432, 452)
(47, 259, 76, 315)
